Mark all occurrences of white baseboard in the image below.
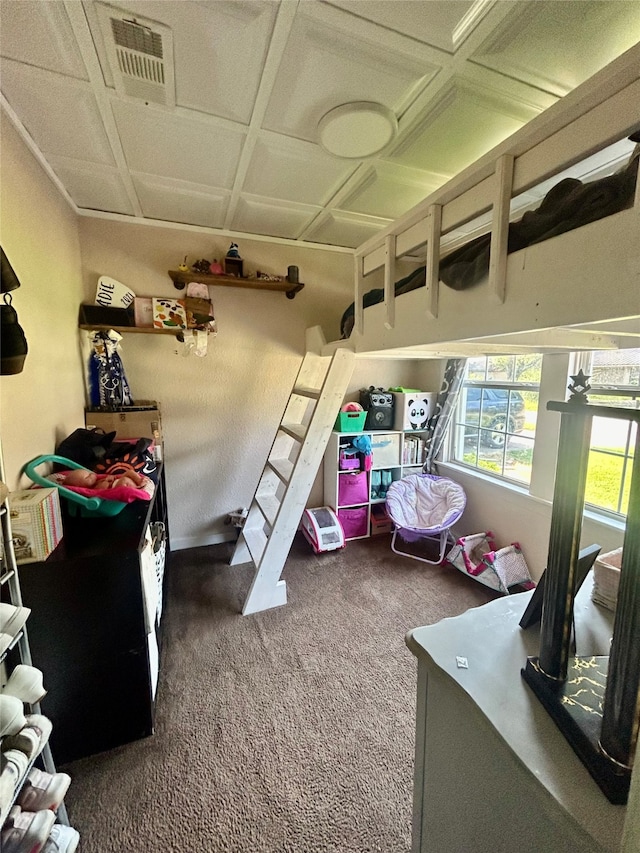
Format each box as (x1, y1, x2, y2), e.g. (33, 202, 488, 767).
(169, 531, 236, 551)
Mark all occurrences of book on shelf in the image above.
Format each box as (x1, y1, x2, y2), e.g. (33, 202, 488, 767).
(402, 436, 426, 465)
(9, 488, 63, 564)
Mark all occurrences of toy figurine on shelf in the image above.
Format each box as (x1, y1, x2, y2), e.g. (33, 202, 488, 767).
(256, 271, 284, 282)
(192, 258, 211, 274)
(223, 244, 243, 278)
(209, 259, 224, 275)
(178, 255, 189, 272)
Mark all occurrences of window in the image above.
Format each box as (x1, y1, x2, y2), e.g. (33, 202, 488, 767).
(445, 349, 637, 521)
(583, 348, 639, 516)
(450, 355, 541, 485)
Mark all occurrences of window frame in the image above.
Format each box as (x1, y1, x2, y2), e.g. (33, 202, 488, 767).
(443, 350, 636, 524)
(448, 357, 541, 487)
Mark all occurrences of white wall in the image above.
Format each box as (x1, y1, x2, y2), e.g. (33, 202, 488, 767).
(441, 464, 625, 582)
(0, 118, 86, 487)
(345, 359, 443, 406)
(77, 217, 355, 548)
(78, 218, 446, 546)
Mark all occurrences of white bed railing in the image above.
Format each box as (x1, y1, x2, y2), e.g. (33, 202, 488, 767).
(323, 42, 640, 359)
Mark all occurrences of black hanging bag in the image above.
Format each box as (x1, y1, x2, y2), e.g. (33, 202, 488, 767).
(54, 428, 117, 470)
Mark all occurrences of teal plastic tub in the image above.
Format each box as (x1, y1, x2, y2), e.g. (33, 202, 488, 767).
(334, 411, 367, 432)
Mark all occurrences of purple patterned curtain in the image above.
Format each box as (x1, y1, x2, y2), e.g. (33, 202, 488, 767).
(423, 359, 467, 474)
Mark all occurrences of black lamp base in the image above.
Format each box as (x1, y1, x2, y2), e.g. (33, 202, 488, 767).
(522, 656, 630, 805)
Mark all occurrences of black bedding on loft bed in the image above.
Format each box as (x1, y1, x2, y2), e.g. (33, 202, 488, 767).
(340, 137, 640, 339)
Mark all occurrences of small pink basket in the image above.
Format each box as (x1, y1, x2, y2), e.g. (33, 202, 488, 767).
(339, 449, 360, 471)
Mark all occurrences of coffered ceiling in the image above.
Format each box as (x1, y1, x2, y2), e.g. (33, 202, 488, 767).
(1, 0, 639, 250)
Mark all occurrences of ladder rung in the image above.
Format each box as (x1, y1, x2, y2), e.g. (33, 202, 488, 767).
(0, 569, 16, 586)
(267, 457, 293, 485)
(293, 384, 321, 400)
(2, 630, 24, 656)
(243, 526, 267, 564)
(280, 422, 306, 441)
(255, 493, 280, 527)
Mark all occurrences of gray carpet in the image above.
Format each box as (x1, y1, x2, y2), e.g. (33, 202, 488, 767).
(63, 533, 496, 852)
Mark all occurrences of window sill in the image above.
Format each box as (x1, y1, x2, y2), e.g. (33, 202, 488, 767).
(438, 460, 538, 502)
(583, 506, 626, 534)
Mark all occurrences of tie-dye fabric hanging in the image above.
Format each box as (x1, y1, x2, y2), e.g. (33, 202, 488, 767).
(88, 330, 134, 409)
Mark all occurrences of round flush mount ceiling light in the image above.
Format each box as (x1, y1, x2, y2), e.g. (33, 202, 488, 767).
(318, 101, 398, 159)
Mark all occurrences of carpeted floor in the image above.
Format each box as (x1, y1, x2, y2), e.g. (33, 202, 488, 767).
(62, 533, 496, 852)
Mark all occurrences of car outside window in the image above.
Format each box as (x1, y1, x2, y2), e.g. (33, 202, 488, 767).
(451, 355, 541, 485)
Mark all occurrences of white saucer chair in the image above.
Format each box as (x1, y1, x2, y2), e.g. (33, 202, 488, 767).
(385, 473, 467, 565)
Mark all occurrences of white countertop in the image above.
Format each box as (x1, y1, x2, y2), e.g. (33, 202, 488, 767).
(406, 576, 626, 852)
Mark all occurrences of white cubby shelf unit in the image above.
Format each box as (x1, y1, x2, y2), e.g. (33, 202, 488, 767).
(324, 429, 428, 540)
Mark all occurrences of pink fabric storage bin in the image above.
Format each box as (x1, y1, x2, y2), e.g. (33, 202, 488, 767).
(338, 471, 368, 505)
(337, 506, 368, 539)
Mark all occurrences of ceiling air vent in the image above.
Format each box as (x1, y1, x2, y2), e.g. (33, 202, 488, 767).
(96, 4, 175, 107)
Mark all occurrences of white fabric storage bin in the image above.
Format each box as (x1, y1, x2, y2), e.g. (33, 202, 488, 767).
(392, 392, 436, 431)
(371, 433, 400, 468)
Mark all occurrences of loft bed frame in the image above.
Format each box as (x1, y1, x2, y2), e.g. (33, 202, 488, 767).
(310, 43, 640, 361)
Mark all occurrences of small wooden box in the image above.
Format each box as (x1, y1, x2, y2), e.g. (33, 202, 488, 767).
(370, 504, 393, 535)
(85, 403, 163, 450)
(223, 257, 243, 278)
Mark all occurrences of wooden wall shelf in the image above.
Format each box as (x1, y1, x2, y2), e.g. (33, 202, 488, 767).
(79, 324, 178, 335)
(168, 270, 304, 299)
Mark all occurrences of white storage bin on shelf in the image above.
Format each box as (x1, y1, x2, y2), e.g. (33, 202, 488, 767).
(392, 392, 436, 431)
(324, 428, 429, 541)
(370, 433, 400, 468)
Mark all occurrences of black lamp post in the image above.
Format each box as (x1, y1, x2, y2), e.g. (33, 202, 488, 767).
(522, 372, 640, 804)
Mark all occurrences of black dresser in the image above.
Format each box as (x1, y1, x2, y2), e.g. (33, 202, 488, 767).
(15, 466, 169, 765)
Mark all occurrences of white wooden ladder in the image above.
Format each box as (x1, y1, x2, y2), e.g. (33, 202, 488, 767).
(230, 348, 355, 615)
